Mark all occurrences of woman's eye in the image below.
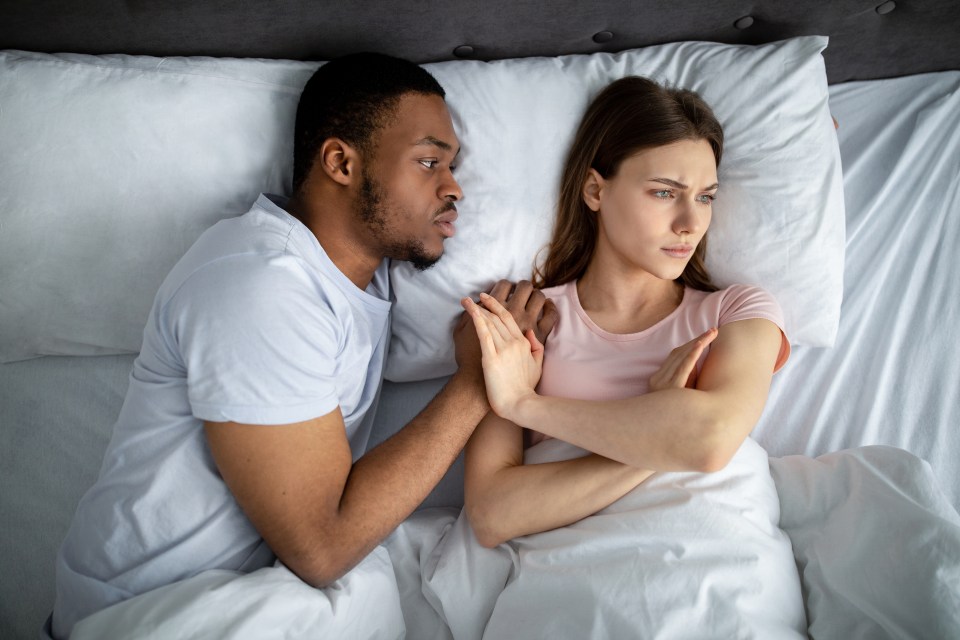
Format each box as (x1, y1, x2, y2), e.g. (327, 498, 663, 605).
(419, 159, 439, 169)
(696, 194, 716, 204)
(653, 190, 672, 199)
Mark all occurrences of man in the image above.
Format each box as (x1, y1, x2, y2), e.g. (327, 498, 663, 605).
(51, 52, 556, 638)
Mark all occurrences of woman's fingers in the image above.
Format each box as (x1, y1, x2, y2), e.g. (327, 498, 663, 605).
(479, 292, 527, 340)
(649, 328, 718, 391)
(461, 298, 499, 354)
(463, 297, 515, 352)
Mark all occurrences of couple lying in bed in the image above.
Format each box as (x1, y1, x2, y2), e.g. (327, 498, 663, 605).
(51, 52, 803, 638)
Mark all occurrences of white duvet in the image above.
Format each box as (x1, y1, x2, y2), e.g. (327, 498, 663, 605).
(68, 445, 960, 640)
(424, 437, 806, 640)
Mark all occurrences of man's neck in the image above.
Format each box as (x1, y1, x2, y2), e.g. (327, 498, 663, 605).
(285, 192, 381, 291)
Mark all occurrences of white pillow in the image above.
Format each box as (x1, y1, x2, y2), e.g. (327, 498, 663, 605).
(0, 38, 843, 366)
(388, 35, 844, 380)
(0, 52, 316, 362)
(770, 446, 960, 638)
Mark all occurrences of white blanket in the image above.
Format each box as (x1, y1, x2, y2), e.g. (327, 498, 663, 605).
(771, 446, 960, 639)
(66, 445, 960, 639)
(423, 437, 807, 639)
(68, 546, 405, 640)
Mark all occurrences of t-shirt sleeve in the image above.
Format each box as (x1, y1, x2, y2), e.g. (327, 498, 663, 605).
(163, 253, 343, 425)
(718, 284, 791, 372)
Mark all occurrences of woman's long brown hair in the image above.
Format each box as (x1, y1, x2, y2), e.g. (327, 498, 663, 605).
(533, 77, 724, 292)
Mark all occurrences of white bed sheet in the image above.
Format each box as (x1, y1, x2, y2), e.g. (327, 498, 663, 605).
(754, 70, 960, 507)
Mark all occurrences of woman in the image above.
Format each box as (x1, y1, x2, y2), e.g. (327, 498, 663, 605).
(461, 76, 790, 547)
(432, 76, 804, 639)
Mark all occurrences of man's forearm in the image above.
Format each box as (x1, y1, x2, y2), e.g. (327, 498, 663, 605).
(307, 370, 489, 585)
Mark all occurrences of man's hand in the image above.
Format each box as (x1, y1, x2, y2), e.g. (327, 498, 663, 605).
(490, 279, 559, 346)
(454, 279, 558, 377)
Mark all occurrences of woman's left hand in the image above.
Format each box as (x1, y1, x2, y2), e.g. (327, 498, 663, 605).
(461, 292, 544, 419)
(648, 327, 718, 392)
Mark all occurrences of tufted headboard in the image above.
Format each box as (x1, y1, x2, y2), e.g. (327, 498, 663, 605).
(1, 0, 956, 83)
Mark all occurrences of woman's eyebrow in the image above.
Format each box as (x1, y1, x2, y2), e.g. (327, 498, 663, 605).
(649, 177, 719, 190)
(649, 177, 687, 189)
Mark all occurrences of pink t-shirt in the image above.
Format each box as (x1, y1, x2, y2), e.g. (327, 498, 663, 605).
(529, 281, 790, 446)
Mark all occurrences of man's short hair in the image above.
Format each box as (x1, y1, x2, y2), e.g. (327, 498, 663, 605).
(292, 52, 446, 194)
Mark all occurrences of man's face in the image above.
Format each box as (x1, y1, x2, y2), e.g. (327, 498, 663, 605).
(356, 93, 462, 271)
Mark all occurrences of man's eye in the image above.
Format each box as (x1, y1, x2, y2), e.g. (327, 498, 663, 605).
(419, 159, 439, 169)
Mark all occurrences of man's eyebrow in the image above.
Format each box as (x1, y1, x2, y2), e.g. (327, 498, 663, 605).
(415, 136, 458, 154)
(649, 177, 719, 190)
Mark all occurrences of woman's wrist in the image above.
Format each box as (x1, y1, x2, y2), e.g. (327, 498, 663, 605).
(504, 390, 542, 428)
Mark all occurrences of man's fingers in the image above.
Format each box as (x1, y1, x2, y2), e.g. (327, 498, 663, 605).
(506, 280, 535, 310)
(534, 297, 559, 342)
(487, 279, 513, 303)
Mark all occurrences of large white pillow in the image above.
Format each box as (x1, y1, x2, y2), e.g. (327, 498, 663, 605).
(389, 35, 844, 380)
(0, 38, 843, 366)
(0, 52, 316, 362)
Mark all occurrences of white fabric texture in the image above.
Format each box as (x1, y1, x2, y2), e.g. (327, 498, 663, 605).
(753, 70, 960, 508)
(0, 52, 316, 362)
(770, 447, 960, 639)
(0, 37, 844, 364)
(69, 549, 405, 640)
(52, 195, 391, 638)
(52, 445, 960, 640)
(389, 35, 844, 379)
(422, 438, 807, 640)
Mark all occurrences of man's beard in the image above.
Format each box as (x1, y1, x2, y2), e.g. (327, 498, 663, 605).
(357, 170, 441, 272)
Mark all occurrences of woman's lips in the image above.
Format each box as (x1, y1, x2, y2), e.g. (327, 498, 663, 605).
(661, 244, 693, 259)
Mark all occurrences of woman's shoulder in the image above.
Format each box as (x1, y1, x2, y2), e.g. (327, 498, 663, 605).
(688, 284, 785, 328)
(539, 281, 575, 299)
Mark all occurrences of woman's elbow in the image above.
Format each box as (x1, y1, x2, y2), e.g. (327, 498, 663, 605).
(688, 416, 742, 473)
(465, 500, 508, 549)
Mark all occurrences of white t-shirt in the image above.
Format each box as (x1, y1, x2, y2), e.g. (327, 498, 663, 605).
(52, 194, 391, 638)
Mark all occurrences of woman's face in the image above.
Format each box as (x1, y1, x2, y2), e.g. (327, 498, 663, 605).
(584, 138, 718, 282)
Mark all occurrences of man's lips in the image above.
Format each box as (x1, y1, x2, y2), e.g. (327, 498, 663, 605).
(434, 207, 458, 238)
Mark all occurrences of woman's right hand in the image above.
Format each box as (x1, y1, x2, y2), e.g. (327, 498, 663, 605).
(648, 327, 718, 392)
(461, 292, 544, 419)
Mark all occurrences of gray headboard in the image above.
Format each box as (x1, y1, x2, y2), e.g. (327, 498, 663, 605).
(1, 0, 955, 83)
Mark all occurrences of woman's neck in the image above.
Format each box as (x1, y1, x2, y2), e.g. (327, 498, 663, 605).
(576, 263, 683, 334)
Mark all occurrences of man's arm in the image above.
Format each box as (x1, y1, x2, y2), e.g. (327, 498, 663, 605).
(205, 365, 487, 587)
(205, 280, 557, 587)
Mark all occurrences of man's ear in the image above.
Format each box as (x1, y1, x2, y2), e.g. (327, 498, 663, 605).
(582, 169, 604, 212)
(318, 137, 360, 186)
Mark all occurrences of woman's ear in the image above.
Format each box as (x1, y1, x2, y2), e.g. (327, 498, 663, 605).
(318, 137, 359, 186)
(582, 168, 604, 212)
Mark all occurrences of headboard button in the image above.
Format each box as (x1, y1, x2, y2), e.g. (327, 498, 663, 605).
(734, 16, 754, 30)
(593, 31, 614, 43)
(876, 1, 896, 14)
(453, 45, 475, 57)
